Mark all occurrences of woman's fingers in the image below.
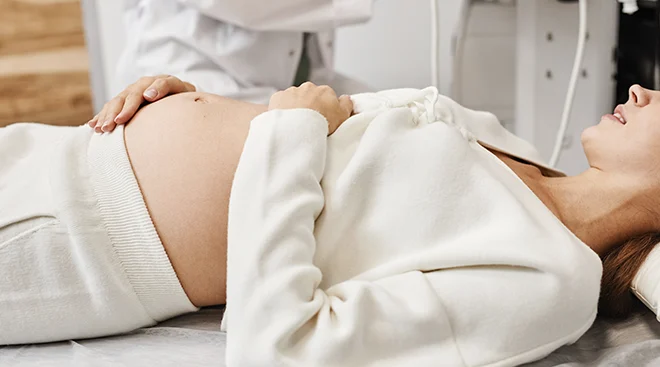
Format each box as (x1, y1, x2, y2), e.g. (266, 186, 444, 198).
(87, 114, 99, 128)
(339, 95, 354, 117)
(328, 95, 354, 135)
(95, 108, 108, 133)
(88, 75, 197, 133)
(319, 85, 338, 99)
(114, 92, 144, 126)
(143, 86, 160, 101)
(140, 76, 162, 101)
(144, 76, 194, 102)
(94, 120, 104, 134)
(99, 96, 126, 132)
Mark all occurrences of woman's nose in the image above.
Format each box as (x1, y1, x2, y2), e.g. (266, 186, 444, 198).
(629, 84, 651, 107)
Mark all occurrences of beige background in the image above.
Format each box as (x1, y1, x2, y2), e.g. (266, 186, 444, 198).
(0, 0, 93, 127)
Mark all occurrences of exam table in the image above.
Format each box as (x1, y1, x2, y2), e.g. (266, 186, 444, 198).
(2, 306, 660, 366)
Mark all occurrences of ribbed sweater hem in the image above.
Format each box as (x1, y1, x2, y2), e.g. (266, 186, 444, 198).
(87, 126, 198, 322)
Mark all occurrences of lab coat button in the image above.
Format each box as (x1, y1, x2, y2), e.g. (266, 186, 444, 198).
(289, 50, 296, 57)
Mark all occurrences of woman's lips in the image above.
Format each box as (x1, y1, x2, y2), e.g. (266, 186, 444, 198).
(603, 113, 625, 125)
(613, 105, 627, 124)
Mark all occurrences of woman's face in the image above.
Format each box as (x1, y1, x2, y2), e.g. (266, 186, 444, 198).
(582, 84, 660, 179)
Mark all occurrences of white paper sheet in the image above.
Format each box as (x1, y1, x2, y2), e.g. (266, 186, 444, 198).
(0, 308, 224, 367)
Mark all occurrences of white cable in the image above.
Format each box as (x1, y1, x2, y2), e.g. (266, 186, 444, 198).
(451, 0, 473, 103)
(431, 0, 440, 88)
(549, 0, 588, 167)
(431, 0, 472, 95)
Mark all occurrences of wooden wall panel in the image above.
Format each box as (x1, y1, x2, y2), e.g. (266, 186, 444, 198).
(0, 0, 93, 127)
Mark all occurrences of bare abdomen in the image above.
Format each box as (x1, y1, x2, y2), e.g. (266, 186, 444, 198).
(124, 93, 266, 307)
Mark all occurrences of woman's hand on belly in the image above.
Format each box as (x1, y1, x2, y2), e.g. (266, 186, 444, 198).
(89, 75, 196, 134)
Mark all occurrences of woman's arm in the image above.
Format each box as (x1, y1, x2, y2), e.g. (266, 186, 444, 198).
(225, 108, 462, 366)
(177, 0, 374, 31)
(224, 86, 599, 366)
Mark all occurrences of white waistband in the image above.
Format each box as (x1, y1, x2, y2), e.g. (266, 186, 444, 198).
(87, 126, 198, 322)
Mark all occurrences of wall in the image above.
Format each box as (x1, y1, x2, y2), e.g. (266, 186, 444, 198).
(0, 0, 93, 127)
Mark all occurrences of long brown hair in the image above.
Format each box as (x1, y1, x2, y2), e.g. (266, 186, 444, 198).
(599, 233, 660, 318)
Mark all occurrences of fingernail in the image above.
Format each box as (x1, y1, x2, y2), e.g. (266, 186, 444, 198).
(144, 89, 158, 99)
(114, 115, 122, 123)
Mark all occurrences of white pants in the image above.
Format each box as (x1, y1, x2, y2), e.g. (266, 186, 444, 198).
(0, 124, 196, 345)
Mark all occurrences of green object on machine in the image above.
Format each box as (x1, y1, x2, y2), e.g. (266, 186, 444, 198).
(294, 33, 312, 86)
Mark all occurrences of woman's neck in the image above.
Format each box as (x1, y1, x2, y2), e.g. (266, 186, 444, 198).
(495, 153, 660, 256)
(542, 169, 660, 255)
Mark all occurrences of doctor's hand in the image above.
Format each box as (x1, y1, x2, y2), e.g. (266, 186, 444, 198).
(268, 82, 353, 136)
(88, 75, 196, 133)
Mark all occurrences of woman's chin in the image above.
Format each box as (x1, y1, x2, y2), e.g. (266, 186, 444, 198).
(580, 126, 597, 148)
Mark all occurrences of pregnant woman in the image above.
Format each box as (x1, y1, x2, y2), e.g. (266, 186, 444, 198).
(1, 77, 659, 367)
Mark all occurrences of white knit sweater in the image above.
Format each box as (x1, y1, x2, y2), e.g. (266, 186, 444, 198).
(222, 88, 603, 367)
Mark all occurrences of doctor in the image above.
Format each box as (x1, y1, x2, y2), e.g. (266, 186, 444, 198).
(95, 0, 376, 132)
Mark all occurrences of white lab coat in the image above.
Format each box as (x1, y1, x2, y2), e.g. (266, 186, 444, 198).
(116, 0, 376, 104)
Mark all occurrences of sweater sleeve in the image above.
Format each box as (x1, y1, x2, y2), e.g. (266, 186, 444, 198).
(223, 109, 599, 367)
(224, 109, 464, 366)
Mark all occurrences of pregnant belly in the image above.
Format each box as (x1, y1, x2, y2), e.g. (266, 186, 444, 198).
(124, 92, 266, 307)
